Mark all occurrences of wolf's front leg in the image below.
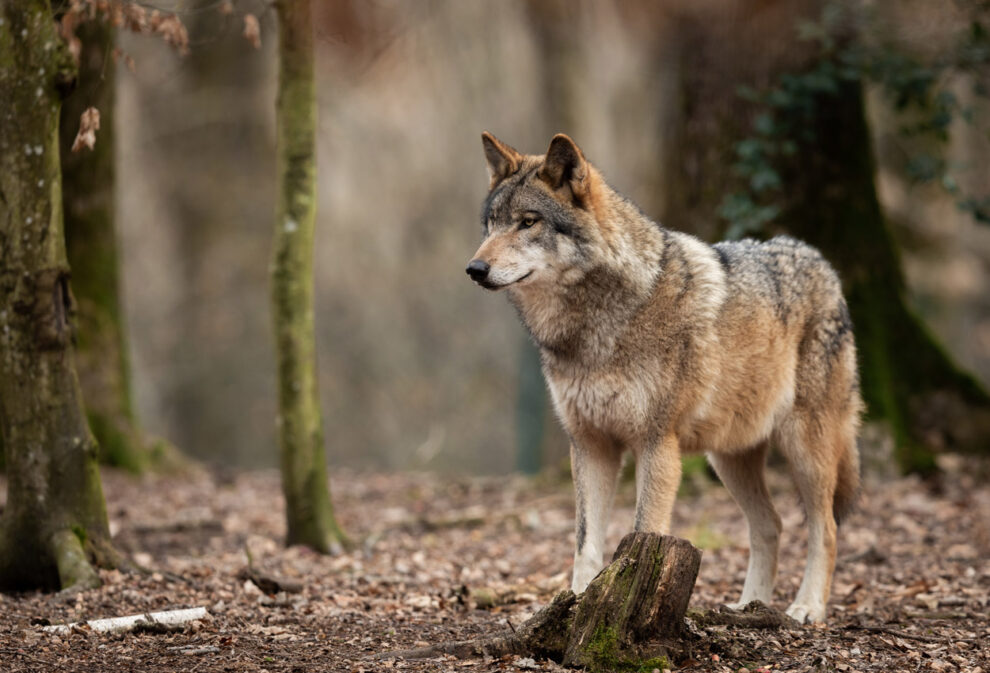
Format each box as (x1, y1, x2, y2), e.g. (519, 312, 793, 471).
(633, 434, 682, 534)
(570, 439, 622, 594)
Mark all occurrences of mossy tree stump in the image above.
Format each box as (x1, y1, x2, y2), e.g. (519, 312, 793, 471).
(563, 534, 701, 669)
(376, 533, 702, 671)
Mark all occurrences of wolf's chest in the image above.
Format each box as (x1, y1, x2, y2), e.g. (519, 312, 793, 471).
(545, 367, 656, 439)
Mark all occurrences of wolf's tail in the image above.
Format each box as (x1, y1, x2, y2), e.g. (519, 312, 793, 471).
(833, 434, 861, 525)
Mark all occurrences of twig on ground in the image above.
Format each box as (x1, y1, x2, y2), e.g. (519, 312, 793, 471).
(842, 624, 981, 644)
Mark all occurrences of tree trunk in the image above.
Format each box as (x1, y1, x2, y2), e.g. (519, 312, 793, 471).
(58, 17, 166, 472)
(0, 0, 120, 591)
(516, 338, 546, 474)
(272, 0, 346, 552)
(663, 1, 990, 474)
(780, 81, 990, 473)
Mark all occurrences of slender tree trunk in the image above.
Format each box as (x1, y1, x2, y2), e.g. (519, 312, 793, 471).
(663, 1, 989, 474)
(516, 339, 546, 474)
(0, 0, 120, 591)
(59, 18, 165, 472)
(272, 0, 346, 552)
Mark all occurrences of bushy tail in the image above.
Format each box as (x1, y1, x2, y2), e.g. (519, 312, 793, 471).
(833, 435, 861, 525)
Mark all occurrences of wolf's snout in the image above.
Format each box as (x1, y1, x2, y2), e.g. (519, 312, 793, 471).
(466, 259, 490, 282)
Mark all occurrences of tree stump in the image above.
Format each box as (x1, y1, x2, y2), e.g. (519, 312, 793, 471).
(562, 533, 701, 669)
(375, 532, 702, 670)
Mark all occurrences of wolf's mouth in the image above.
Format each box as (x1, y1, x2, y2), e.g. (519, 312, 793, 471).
(478, 270, 533, 291)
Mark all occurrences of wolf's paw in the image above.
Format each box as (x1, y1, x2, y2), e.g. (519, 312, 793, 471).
(785, 601, 825, 624)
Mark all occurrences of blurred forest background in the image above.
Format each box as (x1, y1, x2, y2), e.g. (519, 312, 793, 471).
(106, 0, 990, 474)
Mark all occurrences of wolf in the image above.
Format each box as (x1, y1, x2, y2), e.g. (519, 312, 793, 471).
(466, 132, 862, 624)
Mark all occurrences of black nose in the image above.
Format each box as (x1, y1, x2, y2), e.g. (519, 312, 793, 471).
(466, 259, 490, 281)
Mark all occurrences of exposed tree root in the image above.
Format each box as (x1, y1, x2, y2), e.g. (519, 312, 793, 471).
(52, 530, 101, 591)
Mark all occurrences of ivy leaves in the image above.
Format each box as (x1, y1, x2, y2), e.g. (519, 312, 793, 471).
(719, 2, 990, 238)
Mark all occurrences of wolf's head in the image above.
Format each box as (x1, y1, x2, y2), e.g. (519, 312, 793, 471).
(466, 133, 606, 292)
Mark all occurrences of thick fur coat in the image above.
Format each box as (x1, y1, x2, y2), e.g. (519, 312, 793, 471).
(467, 133, 862, 623)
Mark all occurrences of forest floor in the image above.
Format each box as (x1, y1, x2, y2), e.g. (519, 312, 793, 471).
(0, 459, 988, 673)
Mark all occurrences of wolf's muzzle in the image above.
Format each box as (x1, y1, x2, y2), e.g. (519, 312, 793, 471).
(465, 259, 490, 282)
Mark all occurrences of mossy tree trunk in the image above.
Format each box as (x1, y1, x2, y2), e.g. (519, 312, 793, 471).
(272, 0, 346, 553)
(0, 0, 120, 591)
(780, 81, 989, 473)
(58, 17, 162, 472)
(663, 1, 990, 474)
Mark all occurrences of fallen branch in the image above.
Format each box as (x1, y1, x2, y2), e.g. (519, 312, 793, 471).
(169, 645, 221, 655)
(42, 607, 208, 635)
(842, 624, 981, 645)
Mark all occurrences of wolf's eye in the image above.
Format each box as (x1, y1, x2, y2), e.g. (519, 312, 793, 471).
(518, 215, 539, 230)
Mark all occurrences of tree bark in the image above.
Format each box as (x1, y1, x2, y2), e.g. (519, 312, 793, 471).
(516, 338, 546, 474)
(662, 1, 990, 474)
(0, 0, 120, 591)
(562, 534, 701, 669)
(779, 80, 990, 473)
(272, 0, 346, 552)
(58, 17, 168, 472)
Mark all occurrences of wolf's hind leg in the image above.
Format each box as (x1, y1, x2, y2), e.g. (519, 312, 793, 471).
(570, 439, 622, 594)
(633, 434, 682, 534)
(707, 442, 781, 609)
(777, 417, 839, 624)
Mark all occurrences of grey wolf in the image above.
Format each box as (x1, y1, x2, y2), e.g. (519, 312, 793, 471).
(466, 132, 862, 623)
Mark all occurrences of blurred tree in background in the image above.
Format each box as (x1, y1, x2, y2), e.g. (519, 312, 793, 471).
(662, 0, 990, 473)
(90, 0, 990, 476)
(272, 0, 347, 552)
(58, 14, 180, 472)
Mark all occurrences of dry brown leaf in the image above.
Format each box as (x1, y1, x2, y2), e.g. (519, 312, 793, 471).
(71, 107, 100, 153)
(154, 13, 190, 55)
(122, 3, 148, 32)
(243, 14, 261, 49)
(59, 11, 82, 65)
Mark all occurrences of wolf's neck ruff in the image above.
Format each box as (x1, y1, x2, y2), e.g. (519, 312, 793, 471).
(507, 217, 668, 365)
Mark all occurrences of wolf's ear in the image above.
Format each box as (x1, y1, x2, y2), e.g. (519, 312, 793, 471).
(482, 132, 523, 189)
(538, 134, 589, 204)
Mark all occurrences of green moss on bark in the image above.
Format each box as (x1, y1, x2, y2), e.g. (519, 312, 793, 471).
(0, 0, 119, 591)
(271, 0, 347, 553)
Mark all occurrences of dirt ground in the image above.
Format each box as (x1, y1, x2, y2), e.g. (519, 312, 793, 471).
(0, 459, 987, 673)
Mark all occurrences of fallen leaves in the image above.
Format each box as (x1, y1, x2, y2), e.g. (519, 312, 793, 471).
(0, 466, 987, 672)
(60, 1, 190, 59)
